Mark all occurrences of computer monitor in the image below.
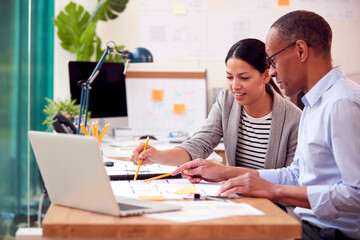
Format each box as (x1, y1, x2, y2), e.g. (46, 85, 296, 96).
(68, 61, 128, 134)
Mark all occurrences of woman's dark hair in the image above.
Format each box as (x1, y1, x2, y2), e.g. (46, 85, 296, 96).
(225, 38, 282, 97)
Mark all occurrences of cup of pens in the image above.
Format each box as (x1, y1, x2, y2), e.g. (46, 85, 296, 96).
(80, 121, 110, 144)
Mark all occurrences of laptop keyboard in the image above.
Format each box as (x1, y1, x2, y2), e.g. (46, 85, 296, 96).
(117, 202, 148, 211)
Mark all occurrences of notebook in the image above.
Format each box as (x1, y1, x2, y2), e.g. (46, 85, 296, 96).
(28, 131, 182, 217)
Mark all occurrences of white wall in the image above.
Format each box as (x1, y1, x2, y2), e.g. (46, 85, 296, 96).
(54, 0, 360, 111)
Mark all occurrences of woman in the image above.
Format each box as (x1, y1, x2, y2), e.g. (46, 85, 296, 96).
(130, 38, 301, 169)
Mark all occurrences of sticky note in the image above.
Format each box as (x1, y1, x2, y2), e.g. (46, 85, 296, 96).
(173, 184, 199, 195)
(152, 89, 164, 102)
(173, 104, 186, 114)
(139, 195, 165, 201)
(172, 2, 187, 15)
(278, 0, 290, 6)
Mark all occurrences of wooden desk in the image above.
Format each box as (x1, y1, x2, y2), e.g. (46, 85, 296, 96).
(42, 198, 301, 239)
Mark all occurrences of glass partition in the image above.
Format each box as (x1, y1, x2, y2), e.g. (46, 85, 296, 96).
(0, 0, 53, 238)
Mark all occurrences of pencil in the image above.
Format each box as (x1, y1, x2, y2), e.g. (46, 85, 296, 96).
(134, 136, 150, 181)
(92, 122, 96, 139)
(98, 123, 110, 144)
(143, 173, 172, 182)
(80, 123, 89, 136)
(94, 121, 99, 139)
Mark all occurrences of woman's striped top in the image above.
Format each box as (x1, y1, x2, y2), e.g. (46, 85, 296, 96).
(235, 109, 272, 169)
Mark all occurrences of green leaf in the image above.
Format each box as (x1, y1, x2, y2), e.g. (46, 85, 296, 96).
(90, 0, 129, 22)
(54, 0, 129, 62)
(77, 22, 97, 61)
(53, 1, 93, 59)
(95, 36, 104, 61)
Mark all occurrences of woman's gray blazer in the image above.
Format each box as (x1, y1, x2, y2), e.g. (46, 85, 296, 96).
(178, 86, 302, 168)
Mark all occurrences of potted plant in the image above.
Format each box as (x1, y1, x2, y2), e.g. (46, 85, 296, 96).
(53, 0, 129, 62)
(47, 1, 130, 131)
(42, 98, 91, 131)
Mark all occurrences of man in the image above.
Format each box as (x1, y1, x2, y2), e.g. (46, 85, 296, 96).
(173, 11, 360, 239)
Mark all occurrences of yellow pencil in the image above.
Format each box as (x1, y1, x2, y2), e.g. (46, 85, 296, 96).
(134, 136, 150, 181)
(98, 123, 110, 144)
(94, 121, 99, 139)
(80, 123, 89, 136)
(93, 123, 97, 139)
(143, 173, 172, 182)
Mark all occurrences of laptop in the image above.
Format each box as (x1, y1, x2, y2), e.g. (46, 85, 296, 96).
(28, 131, 182, 217)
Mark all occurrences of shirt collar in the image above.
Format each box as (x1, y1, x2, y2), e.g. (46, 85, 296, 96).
(302, 66, 345, 107)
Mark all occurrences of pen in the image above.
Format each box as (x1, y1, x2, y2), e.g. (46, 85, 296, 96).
(194, 193, 228, 202)
(80, 123, 89, 136)
(134, 136, 150, 181)
(204, 196, 228, 202)
(143, 173, 172, 182)
(98, 123, 110, 144)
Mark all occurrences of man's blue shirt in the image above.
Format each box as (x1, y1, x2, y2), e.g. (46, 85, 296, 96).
(259, 66, 360, 239)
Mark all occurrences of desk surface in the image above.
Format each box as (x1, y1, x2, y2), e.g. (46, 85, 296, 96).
(42, 198, 301, 239)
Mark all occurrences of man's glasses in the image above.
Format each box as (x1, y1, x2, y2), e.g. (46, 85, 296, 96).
(266, 42, 296, 69)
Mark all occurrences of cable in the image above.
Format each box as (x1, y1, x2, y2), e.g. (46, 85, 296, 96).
(37, 191, 46, 228)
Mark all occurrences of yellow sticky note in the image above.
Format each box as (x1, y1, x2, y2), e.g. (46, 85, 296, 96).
(173, 104, 186, 114)
(278, 0, 290, 6)
(152, 89, 164, 102)
(173, 2, 187, 15)
(173, 184, 199, 195)
(139, 195, 165, 201)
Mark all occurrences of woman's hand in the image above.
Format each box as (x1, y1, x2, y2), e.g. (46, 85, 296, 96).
(172, 158, 229, 183)
(130, 143, 159, 166)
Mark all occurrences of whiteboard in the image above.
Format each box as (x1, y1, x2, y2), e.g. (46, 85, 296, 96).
(125, 71, 207, 136)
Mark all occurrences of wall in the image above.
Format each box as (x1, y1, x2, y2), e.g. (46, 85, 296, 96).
(54, 0, 360, 112)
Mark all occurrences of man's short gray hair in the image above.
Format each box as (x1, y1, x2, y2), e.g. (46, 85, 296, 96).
(271, 10, 332, 59)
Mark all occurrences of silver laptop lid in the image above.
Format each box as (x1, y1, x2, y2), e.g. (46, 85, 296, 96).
(29, 131, 181, 217)
(29, 131, 121, 216)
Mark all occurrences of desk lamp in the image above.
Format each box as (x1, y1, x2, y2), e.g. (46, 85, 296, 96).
(77, 42, 153, 134)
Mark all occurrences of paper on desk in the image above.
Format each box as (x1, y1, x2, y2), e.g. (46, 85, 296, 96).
(145, 201, 264, 223)
(103, 157, 178, 176)
(173, 184, 199, 195)
(110, 178, 226, 200)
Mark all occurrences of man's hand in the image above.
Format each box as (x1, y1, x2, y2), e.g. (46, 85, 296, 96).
(219, 172, 310, 208)
(218, 172, 276, 199)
